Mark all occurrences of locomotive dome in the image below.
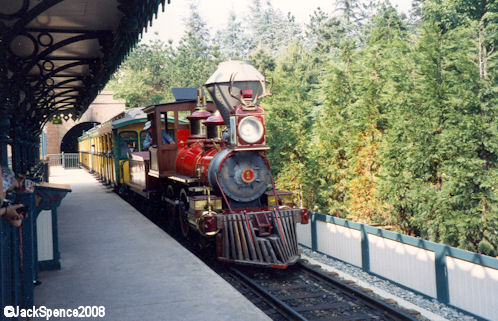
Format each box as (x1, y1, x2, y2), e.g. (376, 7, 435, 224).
(204, 61, 266, 127)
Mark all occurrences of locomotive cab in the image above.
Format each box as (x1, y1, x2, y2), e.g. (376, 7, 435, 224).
(143, 100, 217, 178)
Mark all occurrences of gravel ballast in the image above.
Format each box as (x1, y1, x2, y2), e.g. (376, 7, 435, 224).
(300, 247, 478, 321)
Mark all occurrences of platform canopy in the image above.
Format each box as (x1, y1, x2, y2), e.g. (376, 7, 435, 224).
(0, 0, 167, 134)
(0, 0, 168, 170)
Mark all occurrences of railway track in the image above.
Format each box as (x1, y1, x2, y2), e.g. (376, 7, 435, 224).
(223, 261, 420, 321)
(120, 190, 421, 321)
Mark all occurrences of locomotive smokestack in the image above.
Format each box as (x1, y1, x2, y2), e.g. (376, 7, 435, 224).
(204, 61, 265, 128)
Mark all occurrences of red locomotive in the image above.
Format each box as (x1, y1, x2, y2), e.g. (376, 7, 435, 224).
(125, 61, 309, 268)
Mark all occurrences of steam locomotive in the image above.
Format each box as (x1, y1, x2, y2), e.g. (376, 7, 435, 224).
(79, 61, 309, 268)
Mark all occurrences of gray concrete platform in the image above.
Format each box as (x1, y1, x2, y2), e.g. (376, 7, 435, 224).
(34, 167, 270, 321)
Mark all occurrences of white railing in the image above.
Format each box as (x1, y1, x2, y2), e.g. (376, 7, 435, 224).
(297, 213, 498, 320)
(46, 153, 79, 169)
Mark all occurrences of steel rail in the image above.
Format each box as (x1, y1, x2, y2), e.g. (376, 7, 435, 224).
(229, 267, 307, 321)
(229, 263, 418, 321)
(298, 262, 417, 321)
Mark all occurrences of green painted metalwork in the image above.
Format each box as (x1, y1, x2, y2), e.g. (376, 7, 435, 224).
(1, 0, 167, 172)
(34, 183, 72, 271)
(360, 224, 370, 271)
(313, 213, 498, 269)
(303, 212, 498, 309)
(113, 128, 121, 184)
(0, 109, 11, 166)
(311, 212, 318, 251)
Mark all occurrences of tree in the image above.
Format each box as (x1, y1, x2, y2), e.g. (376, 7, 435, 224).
(106, 39, 175, 107)
(107, 3, 221, 107)
(310, 4, 411, 223)
(379, 0, 497, 255)
(247, 0, 302, 58)
(305, 8, 347, 56)
(215, 11, 251, 59)
(264, 42, 315, 207)
(170, 3, 221, 88)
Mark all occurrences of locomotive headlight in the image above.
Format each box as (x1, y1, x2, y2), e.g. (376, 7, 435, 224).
(238, 116, 263, 144)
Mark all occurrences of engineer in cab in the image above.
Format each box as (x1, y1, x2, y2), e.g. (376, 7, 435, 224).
(142, 120, 174, 150)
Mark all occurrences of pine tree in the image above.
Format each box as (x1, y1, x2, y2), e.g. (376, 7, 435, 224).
(380, 0, 497, 255)
(247, 0, 302, 58)
(171, 3, 221, 88)
(215, 11, 251, 60)
(432, 0, 497, 255)
(305, 9, 347, 57)
(106, 39, 175, 107)
(264, 42, 315, 207)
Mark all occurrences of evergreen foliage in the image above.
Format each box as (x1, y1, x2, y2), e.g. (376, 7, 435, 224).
(215, 11, 251, 59)
(106, 39, 175, 107)
(247, 0, 302, 57)
(107, 3, 220, 107)
(264, 42, 316, 207)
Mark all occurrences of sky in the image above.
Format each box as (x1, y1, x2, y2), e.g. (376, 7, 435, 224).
(140, 0, 414, 45)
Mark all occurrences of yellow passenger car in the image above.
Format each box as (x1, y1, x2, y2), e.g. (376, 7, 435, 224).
(78, 108, 148, 186)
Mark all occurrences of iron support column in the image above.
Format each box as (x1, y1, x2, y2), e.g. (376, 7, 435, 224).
(11, 126, 22, 174)
(19, 131, 27, 173)
(29, 136, 36, 171)
(27, 135, 34, 171)
(31, 135, 39, 168)
(0, 109, 11, 166)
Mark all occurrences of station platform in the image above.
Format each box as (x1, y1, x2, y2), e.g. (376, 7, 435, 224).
(34, 167, 270, 321)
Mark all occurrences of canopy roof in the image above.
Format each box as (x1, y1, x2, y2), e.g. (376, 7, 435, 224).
(0, 0, 168, 135)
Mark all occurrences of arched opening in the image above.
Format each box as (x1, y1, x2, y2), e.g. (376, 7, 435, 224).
(60, 122, 99, 153)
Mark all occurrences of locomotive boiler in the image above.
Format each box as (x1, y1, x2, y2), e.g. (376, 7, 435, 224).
(124, 61, 309, 268)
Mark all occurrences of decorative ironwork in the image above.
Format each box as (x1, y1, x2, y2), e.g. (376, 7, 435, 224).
(0, 0, 167, 173)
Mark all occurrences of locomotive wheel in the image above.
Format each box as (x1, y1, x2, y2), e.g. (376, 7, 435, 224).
(165, 185, 177, 233)
(178, 190, 190, 238)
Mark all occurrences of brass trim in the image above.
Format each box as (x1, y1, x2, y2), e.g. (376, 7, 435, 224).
(167, 174, 198, 183)
(197, 210, 220, 237)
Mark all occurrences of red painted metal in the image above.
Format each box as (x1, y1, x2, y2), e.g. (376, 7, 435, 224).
(175, 142, 217, 183)
(136, 96, 309, 269)
(187, 110, 211, 120)
(301, 208, 310, 224)
(241, 89, 253, 98)
(177, 129, 190, 145)
(241, 168, 255, 183)
(231, 105, 267, 147)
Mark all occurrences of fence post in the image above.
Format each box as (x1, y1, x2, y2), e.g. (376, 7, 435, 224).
(311, 212, 318, 252)
(61, 152, 65, 168)
(360, 224, 370, 272)
(435, 247, 450, 304)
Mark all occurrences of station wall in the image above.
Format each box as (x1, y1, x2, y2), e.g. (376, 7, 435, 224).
(44, 91, 125, 155)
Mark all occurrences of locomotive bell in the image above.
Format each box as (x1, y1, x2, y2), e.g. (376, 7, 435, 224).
(204, 61, 265, 128)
